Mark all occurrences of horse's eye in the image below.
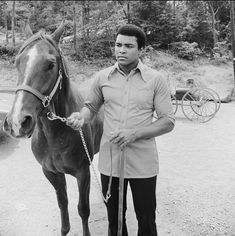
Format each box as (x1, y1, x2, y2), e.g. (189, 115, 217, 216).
(48, 62, 55, 70)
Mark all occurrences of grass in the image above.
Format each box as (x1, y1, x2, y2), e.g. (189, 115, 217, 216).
(0, 49, 233, 100)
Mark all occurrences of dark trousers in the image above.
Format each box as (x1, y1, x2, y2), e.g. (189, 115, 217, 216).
(101, 174, 158, 236)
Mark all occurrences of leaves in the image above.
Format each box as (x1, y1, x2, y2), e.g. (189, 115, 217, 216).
(0, 0, 232, 60)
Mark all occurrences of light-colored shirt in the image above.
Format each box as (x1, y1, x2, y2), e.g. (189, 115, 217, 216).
(85, 60, 175, 178)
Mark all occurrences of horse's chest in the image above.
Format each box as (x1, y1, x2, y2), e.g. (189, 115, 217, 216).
(32, 136, 77, 174)
(44, 151, 69, 173)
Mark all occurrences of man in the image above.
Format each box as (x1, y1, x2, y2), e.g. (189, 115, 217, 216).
(67, 24, 175, 236)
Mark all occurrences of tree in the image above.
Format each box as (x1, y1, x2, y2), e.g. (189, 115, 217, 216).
(181, 1, 213, 49)
(131, 1, 180, 48)
(206, 1, 227, 47)
(73, 1, 76, 52)
(12, 0, 16, 46)
(1, 1, 9, 44)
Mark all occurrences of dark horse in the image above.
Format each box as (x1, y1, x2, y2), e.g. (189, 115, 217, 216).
(3, 21, 103, 236)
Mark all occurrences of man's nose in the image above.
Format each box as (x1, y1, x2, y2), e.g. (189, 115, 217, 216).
(120, 46, 126, 53)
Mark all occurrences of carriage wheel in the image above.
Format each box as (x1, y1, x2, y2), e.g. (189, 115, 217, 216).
(203, 88, 221, 112)
(181, 88, 217, 123)
(171, 94, 178, 114)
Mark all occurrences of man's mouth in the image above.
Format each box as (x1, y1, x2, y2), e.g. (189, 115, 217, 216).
(118, 57, 127, 60)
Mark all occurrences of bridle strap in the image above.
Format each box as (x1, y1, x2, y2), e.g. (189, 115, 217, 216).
(16, 84, 45, 101)
(16, 72, 62, 107)
(15, 34, 64, 108)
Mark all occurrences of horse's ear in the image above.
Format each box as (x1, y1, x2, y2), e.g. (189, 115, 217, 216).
(24, 21, 33, 39)
(51, 20, 67, 44)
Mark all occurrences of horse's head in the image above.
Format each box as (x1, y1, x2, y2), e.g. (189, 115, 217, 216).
(4, 21, 67, 138)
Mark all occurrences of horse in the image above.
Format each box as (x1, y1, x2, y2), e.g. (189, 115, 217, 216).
(3, 21, 103, 236)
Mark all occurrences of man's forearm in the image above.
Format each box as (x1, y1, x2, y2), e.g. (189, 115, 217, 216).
(80, 106, 94, 124)
(135, 117, 175, 140)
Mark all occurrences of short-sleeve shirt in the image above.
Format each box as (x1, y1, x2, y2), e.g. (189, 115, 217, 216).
(85, 60, 175, 178)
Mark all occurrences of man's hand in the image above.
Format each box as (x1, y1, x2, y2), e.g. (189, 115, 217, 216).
(66, 112, 85, 130)
(109, 129, 138, 149)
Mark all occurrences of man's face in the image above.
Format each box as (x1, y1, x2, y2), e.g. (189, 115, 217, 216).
(115, 34, 140, 66)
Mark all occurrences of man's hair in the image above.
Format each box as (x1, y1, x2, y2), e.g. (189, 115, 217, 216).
(116, 24, 146, 50)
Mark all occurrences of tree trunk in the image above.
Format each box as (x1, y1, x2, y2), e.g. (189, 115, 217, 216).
(127, 2, 130, 23)
(81, 0, 90, 57)
(12, 0, 16, 46)
(85, 0, 90, 39)
(230, 0, 235, 91)
(173, 0, 176, 18)
(73, 1, 77, 52)
(208, 1, 218, 48)
(5, 9, 8, 45)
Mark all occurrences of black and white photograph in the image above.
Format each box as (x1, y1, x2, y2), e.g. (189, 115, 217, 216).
(0, 1, 234, 235)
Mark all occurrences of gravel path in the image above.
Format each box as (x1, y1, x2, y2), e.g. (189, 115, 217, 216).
(0, 91, 235, 235)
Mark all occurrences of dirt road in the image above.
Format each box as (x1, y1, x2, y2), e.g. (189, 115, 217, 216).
(0, 95, 235, 236)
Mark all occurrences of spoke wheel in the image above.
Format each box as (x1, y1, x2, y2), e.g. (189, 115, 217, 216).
(203, 88, 221, 113)
(181, 88, 217, 123)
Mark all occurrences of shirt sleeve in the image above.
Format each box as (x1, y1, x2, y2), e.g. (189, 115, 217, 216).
(154, 74, 175, 124)
(84, 73, 104, 113)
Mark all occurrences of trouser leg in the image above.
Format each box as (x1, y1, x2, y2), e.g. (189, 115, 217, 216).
(130, 176, 158, 236)
(101, 174, 128, 236)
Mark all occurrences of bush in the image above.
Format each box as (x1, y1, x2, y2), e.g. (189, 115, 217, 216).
(0, 44, 19, 61)
(0, 45, 16, 56)
(71, 38, 115, 61)
(213, 41, 231, 58)
(169, 41, 201, 60)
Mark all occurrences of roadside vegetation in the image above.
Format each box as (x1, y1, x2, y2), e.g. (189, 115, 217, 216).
(0, 1, 233, 98)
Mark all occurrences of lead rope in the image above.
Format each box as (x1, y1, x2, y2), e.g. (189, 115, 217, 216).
(47, 111, 112, 203)
(117, 149, 125, 236)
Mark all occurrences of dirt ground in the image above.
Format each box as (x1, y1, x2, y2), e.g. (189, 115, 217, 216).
(0, 57, 235, 236)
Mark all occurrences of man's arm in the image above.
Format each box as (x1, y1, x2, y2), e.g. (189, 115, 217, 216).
(67, 72, 103, 130)
(109, 117, 174, 149)
(135, 116, 174, 139)
(66, 107, 94, 130)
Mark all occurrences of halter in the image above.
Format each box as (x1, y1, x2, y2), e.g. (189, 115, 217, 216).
(15, 33, 66, 108)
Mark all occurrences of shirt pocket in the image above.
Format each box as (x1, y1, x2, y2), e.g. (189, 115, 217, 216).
(136, 87, 154, 110)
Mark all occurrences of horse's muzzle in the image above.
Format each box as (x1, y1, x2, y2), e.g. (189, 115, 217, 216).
(3, 113, 34, 138)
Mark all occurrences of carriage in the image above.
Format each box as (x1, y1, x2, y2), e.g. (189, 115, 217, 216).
(171, 86, 221, 123)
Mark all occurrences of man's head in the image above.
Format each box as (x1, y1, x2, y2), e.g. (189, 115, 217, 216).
(116, 24, 146, 50)
(115, 24, 146, 70)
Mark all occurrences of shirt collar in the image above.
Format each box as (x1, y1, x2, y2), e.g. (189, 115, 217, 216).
(108, 60, 148, 82)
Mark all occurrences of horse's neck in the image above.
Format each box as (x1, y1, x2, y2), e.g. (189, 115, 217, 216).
(37, 80, 82, 138)
(53, 78, 84, 118)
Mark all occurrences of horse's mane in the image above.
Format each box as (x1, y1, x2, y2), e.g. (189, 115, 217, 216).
(18, 31, 47, 55)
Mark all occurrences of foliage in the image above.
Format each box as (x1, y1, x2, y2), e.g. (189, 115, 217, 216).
(131, 1, 180, 49)
(179, 1, 213, 49)
(0, 44, 18, 60)
(0, 0, 232, 63)
(169, 41, 202, 60)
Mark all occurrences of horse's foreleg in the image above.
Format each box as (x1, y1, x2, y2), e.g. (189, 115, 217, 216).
(76, 165, 91, 236)
(42, 168, 70, 236)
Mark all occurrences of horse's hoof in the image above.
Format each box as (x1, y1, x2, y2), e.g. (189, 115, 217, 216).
(61, 225, 70, 236)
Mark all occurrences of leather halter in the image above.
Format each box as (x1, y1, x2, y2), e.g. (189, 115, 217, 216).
(15, 34, 65, 108)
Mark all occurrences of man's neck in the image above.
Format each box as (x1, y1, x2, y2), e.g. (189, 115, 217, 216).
(118, 60, 139, 75)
